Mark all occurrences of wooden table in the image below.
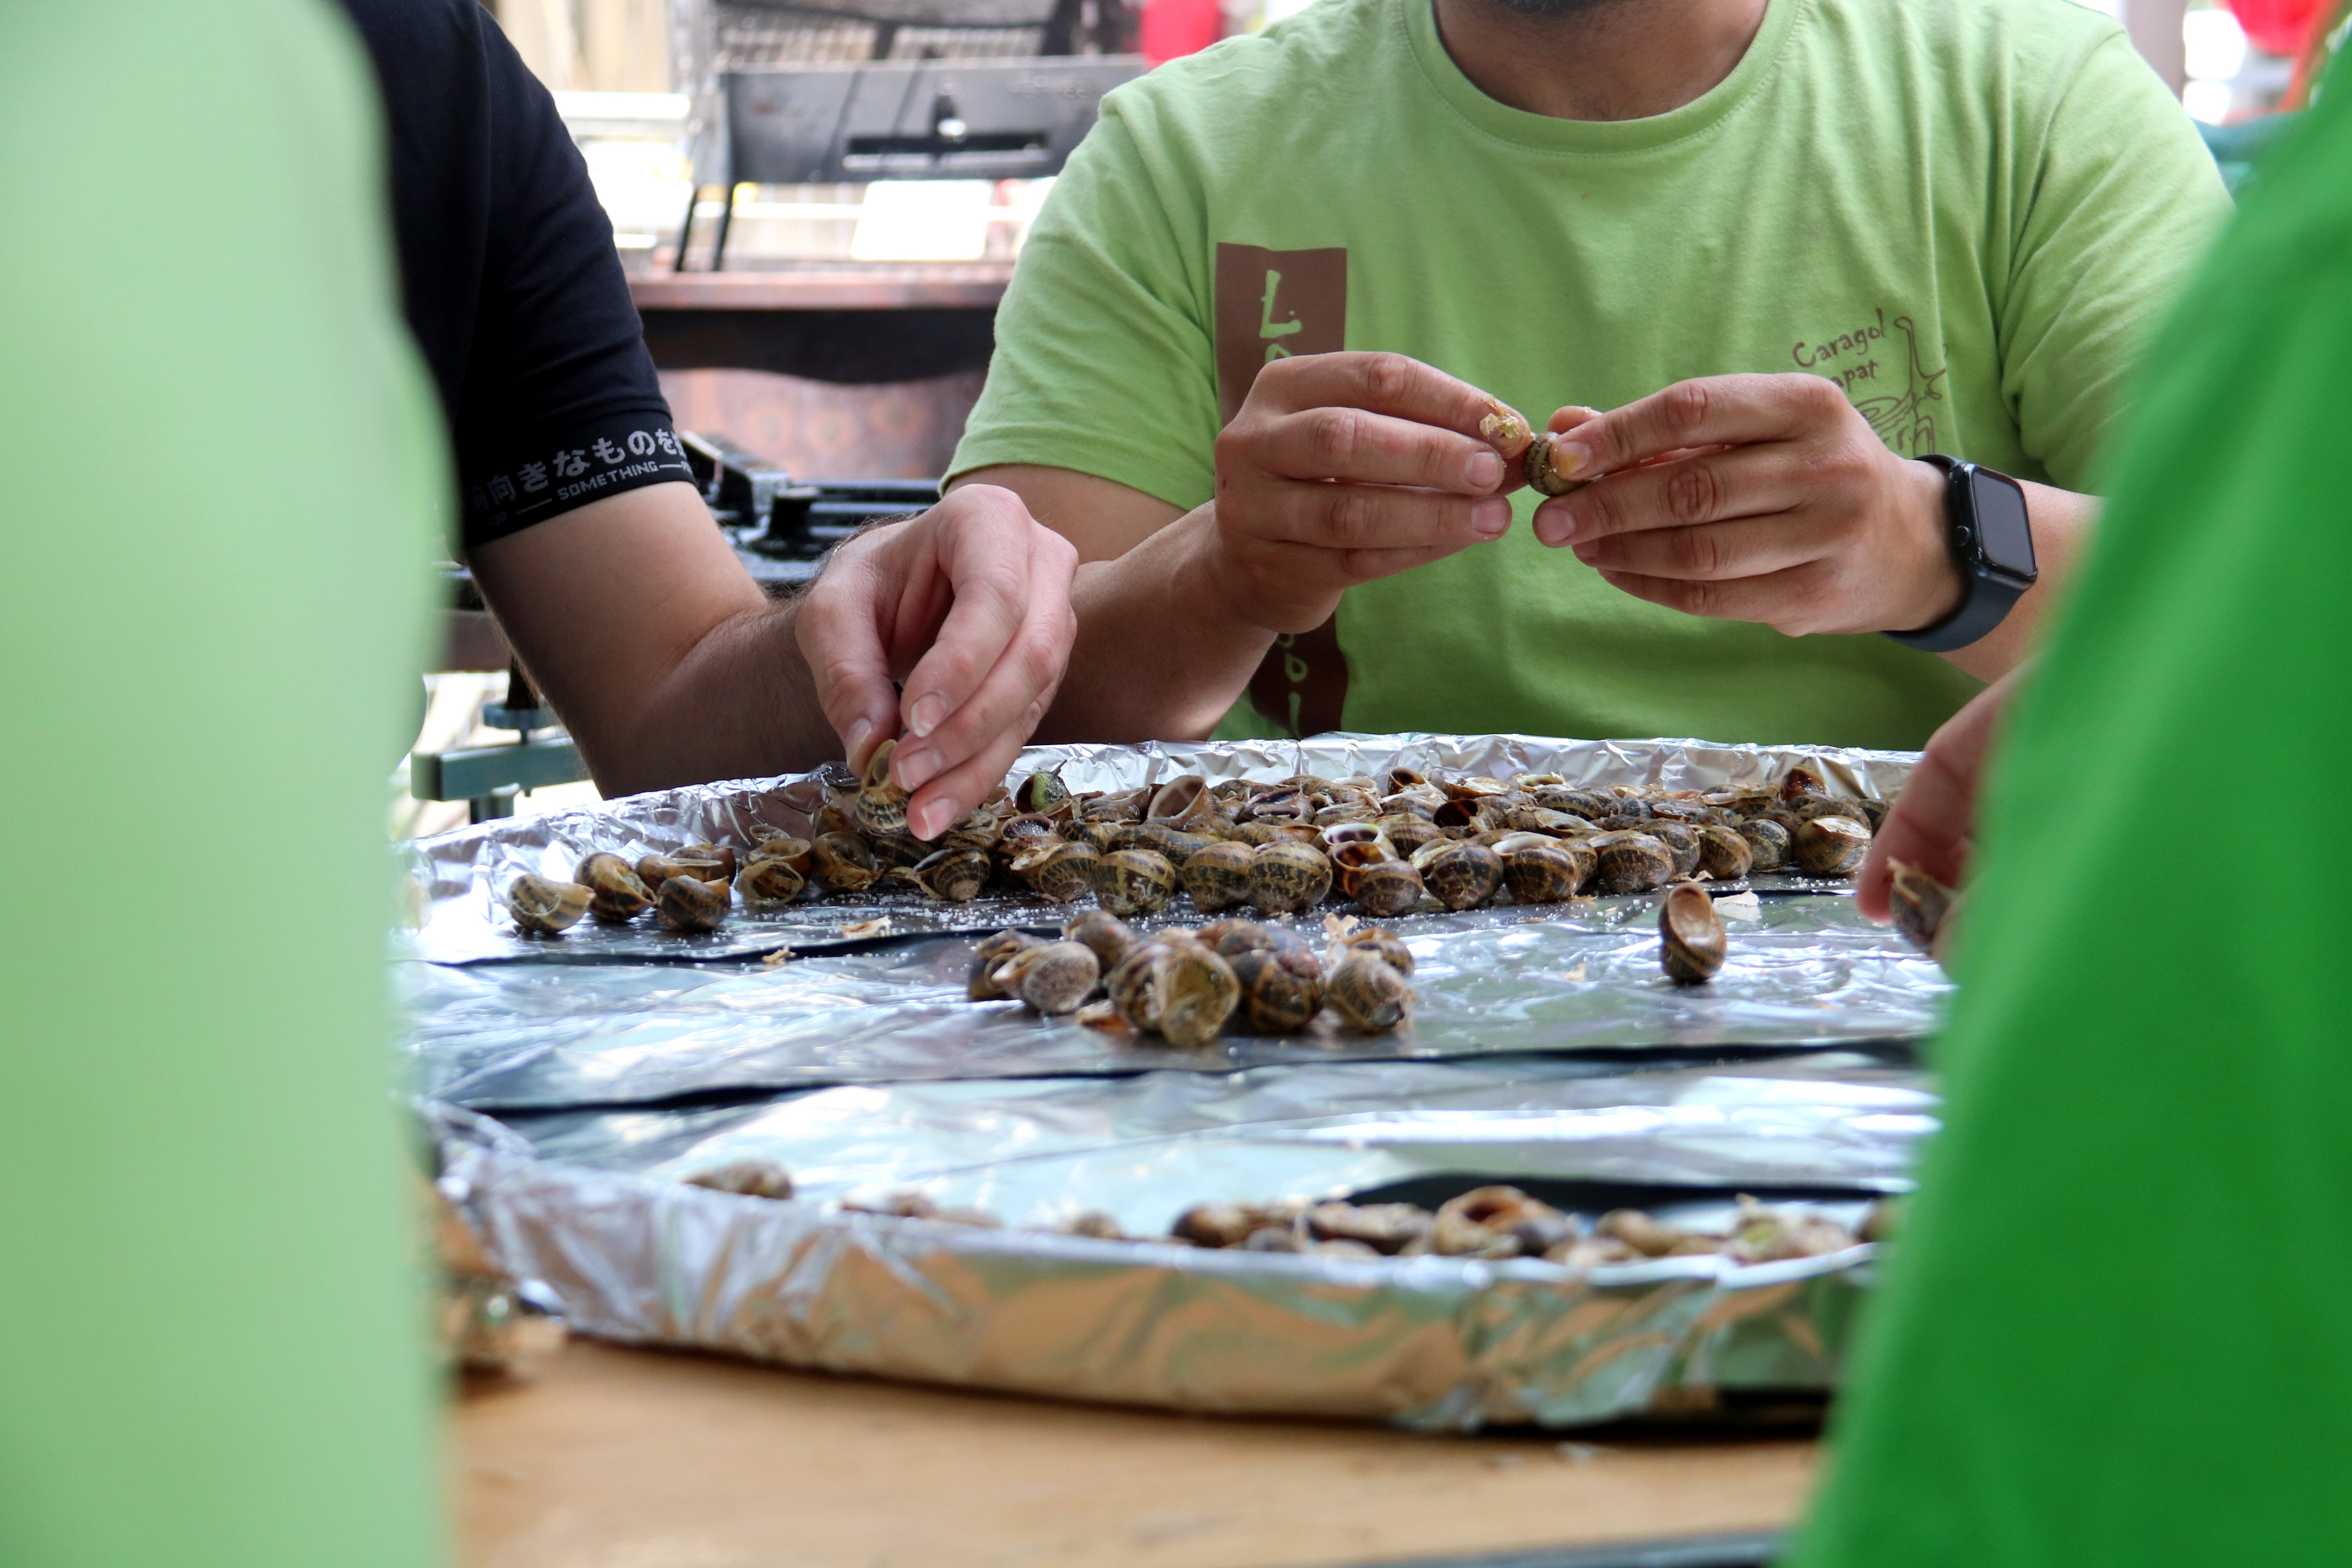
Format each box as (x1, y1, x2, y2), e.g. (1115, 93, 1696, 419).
(456, 1341, 1817, 1568)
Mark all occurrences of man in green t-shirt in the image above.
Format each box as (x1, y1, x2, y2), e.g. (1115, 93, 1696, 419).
(1788, 72, 2352, 1568)
(951, 0, 2228, 750)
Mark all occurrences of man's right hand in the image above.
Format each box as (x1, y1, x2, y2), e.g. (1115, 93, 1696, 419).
(1207, 352, 1526, 633)
(796, 484, 1079, 840)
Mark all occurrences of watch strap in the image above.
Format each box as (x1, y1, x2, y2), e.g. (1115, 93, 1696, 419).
(1883, 455, 2032, 654)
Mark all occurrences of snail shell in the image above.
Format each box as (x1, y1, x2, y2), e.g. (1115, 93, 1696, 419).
(1696, 824, 1754, 881)
(810, 831, 881, 894)
(683, 1159, 796, 1200)
(995, 939, 1101, 1016)
(1061, 908, 1137, 970)
(1887, 859, 1957, 952)
(678, 842, 739, 883)
(1500, 842, 1585, 904)
(575, 852, 654, 923)
(856, 739, 912, 836)
(968, 929, 1042, 1000)
(1181, 839, 1257, 913)
(1152, 941, 1241, 1047)
(1326, 951, 1414, 1032)
(1353, 858, 1425, 917)
(638, 853, 725, 892)
(1659, 883, 1727, 983)
(738, 854, 809, 907)
(655, 874, 729, 933)
(1326, 839, 1394, 900)
(1012, 839, 1098, 903)
(1793, 815, 1871, 876)
(1644, 822, 1703, 879)
(940, 809, 1003, 853)
(1591, 831, 1674, 895)
(505, 873, 590, 934)
(1331, 924, 1414, 976)
(1738, 818, 1791, 873)
(1145, 774, 1211, 824)
(1523, 431, 1588, 497)
(911, 847, 991, 902)
(1778, 765, 1830, 803)
(1535, 787, 1615, 820)
(1105, 937, 1175, 1031)
(1092, 848, 1177, 916)
(1130, 822, 1216, 867)
(1013, 770, 1070, 814)
(1431, 1185, 1569, 1258)
(1228, 946, 1326, 1034)
(868, 831, 928, 872)
(752, 834, 814, 876)
(1246, 841, 1333, 917)
(1306, 1201, 1432, 1255)
(1415, 840, 1503, 911)
(1598, 1208, 1708, 1257)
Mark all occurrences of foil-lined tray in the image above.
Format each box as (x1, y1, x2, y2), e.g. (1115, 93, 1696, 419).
(419, 733, 1936, 1427)
(499, 1052, 1933, 1231)
(403, 892, 1942, 1110)
(441, 1053, 1931, 1429)
(398, 732, 1914, 967)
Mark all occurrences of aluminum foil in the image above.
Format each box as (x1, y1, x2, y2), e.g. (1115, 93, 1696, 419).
(402, 893, 1941, 1109)
(399, 732, 1915, 966)
(440, 1054, 1930, 1428)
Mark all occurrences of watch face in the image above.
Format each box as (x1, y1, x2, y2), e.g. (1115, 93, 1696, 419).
(1974, 471, 2036, 580)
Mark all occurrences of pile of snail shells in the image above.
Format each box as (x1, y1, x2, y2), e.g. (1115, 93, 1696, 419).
(967, 911, 1417, 1042)
(1171, 1184, 1859, 1265)
(502, 840, 750, 936)
(503, 757, 1888, 937)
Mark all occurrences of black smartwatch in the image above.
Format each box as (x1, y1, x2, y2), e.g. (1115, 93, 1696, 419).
(1883, 454, 2039, 653)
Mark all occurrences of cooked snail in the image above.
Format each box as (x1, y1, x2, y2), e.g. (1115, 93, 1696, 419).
(575, 852, 653, 923)
(1246, 840, 1333, 917)
(1093, 848, 1177, 917)
(1659, 882, 1727, 983)
(505, 873, 590, 934)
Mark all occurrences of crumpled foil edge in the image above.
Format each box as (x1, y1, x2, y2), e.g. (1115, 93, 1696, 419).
(437, 1109, 1875, 1430)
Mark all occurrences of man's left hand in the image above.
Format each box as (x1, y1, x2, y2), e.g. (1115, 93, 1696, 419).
(1529, 373, 1960, 638)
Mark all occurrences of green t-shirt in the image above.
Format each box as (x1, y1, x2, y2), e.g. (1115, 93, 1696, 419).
(954, 0, 2228, 749)
(1, 3, 440, 1566)
(1791, 80, 2352, 1568)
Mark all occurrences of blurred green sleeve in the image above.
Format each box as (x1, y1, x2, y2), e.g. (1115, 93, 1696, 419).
(0, 3, 445, 1566)
(1793, 76, 2352, 1568)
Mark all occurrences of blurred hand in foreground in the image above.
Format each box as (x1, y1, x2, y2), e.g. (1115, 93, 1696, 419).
(1855, 665, 2029, 923)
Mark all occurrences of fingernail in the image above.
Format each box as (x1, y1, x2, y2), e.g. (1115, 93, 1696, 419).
(909, 796, 952, 841)
(1552, 441, 1594, 477)
(895, 745, 943, 791)
(1472, 498, 1511, 538)
(1572, 542, 1600, 564)
(1464, 450, 1503, 489)
(1536, 505, 1576, 546)
(906, 694, 947, 739)
(844, 716, 874, 761)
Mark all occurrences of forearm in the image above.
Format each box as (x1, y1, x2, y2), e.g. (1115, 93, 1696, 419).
(582, 597, 839, 795)
(1035, 505, 1277, 744)
(1938, 481, 2095, 683)
(467, 484, 840, 798)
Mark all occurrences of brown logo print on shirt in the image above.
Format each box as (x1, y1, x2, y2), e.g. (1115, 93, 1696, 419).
(1216, 242, 1352, 737)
